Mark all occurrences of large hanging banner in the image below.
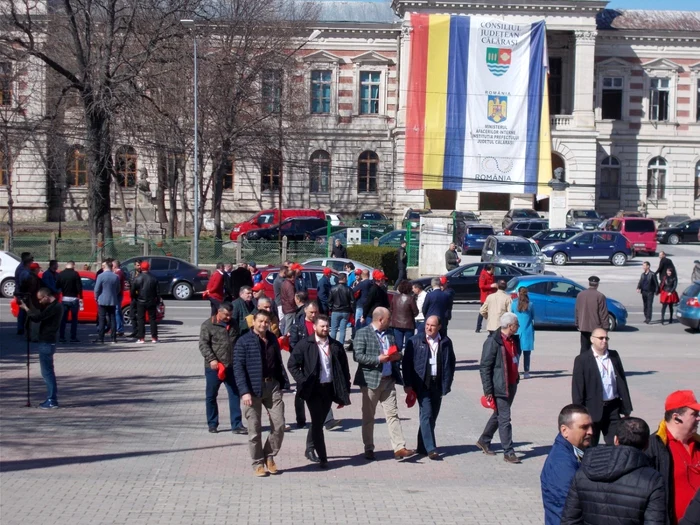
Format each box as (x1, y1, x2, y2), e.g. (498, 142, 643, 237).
(404, 14, 550, 194)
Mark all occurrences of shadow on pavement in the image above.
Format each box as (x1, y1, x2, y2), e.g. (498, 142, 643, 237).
(526, 370, 571, 379)
(625, 370, 657, 377)
(616, 325, 640, 332)
(454, 360, 480, 371)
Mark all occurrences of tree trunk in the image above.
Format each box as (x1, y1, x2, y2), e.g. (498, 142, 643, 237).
(6, 180, 14, 251)
(85, 108, 114, 249)
(178, 162, 187, 237)
(156, 148, 168, 226)
(113, 177, 129, 223)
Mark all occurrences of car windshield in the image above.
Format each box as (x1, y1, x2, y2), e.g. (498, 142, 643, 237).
(497, 242, 538, 256)
(513, 210, 539, 218)
(573, 210, 599, 219)
(683, 283, 700, 296)
(3, 251, 20, 262)
(257, 213, 275, 225)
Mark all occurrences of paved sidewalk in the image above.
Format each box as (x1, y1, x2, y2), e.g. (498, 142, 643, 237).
(1, 312, 697, 525)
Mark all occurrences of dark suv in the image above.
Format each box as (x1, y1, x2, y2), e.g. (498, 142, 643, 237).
(245, 217, 327, 241)
(503, 219, 549, 238)
(502, 208, 541, 229)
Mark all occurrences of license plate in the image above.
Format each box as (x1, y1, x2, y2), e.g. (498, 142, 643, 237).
(477, 238, 486, 242)
(518, 263, 527, 268)
(634, 243, 645, 247)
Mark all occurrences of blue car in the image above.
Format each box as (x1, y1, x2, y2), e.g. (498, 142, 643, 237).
(505, 275, 628, 331)
(540, 231, 634, 267)
(462, 224, 495, 253)
(677, 282, 700, 331)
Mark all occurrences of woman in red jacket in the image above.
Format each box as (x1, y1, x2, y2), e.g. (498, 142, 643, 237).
(476, 264, 497, 333)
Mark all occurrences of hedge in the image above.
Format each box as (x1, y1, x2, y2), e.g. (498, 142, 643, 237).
(346, 245, 399, 283)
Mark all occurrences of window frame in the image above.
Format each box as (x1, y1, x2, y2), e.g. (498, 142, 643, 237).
(260, 149, 281, 193)
(115, 146, 138, 187)
(695, 161, 700, 201)
(310, 70, 332, 115)
(649, 78, 670, 122)
(600, 76, 624, 120)
(0, 148, 9, 186)
(261, 69, 283, 114)
(309, 150, 331, 194)
(222, 155, 234, 191)
(647, 156, 667, 201)
(642, 60, 681, 124)
(357, 150, 379, 194)
(359, 71, 381, 115)
(599, 156, 621, 201)
(0, 62, 12, 107)
(66, 146, 88, 187)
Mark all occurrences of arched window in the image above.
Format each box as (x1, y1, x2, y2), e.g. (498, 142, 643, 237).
(66, 146, 87, 186)
(115, 146, 137, 187)
(309, 150, 330, 193)
(357, 151, 378, 193)
(261, 149, 281, 192)
(0, 147, 9, 186)
(647, 157, 666, 200)
(600, 156, 621, 200)
(695, 161, 700, 200)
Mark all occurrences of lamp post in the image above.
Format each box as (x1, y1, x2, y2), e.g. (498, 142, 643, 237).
(181, 19, 200, 265)
(276, 29, 322, 242)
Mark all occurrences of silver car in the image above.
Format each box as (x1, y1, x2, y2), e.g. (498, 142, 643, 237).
(480, 235, 546, 274)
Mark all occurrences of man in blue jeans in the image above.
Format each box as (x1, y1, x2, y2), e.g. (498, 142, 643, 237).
(19, 288, 63, 409)
(57, 261, 83, 343)
(329, 273, 354, 346)
(198, 302, 246, 434)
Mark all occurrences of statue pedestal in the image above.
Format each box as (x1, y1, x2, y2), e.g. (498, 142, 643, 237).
(120, 197, 164, 241)
(549, 189, 568, 229)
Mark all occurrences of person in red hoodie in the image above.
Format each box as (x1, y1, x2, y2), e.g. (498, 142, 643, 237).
(206, 263, 226, 316)
(476, 264, 497, 333)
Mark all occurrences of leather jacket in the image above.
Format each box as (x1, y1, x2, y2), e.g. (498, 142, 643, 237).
(131, 272, 159, 305)
(329, 284, 355, 313)
(390, 293, 418, 329)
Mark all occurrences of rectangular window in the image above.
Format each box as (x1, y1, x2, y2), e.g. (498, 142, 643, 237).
(548, 57, 562, 115)
(310, 70, 331, 114)
(600, 167, 620, 200)
(601, 77, 623, 120)
(262, 69, 282, 113)
(0, 150, 9, 185)
(0, 62, 12, 107)
(223, 157, 234, 190)
(359, 71, 381, 115)
(650, 78, 669, 121)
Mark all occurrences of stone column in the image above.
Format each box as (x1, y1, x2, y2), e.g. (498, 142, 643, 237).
(572, 30, 597, 129)
(396, 19, 412, 128)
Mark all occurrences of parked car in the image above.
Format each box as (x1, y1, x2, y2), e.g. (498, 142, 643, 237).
(566, 209, 603, 231)
(603, 217, 657, 255)
(614, 210, 644, 218)
(481, 235, 546, 274)
(309, 226, 385, 246)
(9, 270, 166, 326)
(503, 219, 550, 238)
(356, 211, 393, 233)
(358, 211, 389, 222)
(501, 208, 542, 229)
(531, 228, 582, 248)
(229, 208, 325, 241)
(120, 256, 209, 300)
(505, 275, 627, 331)
(377, 229, 420, 247)
(412, 263, 530, 301)
(325, 213, 344, 227)
(462, 224, 496, 254)
(658, 214, 691, 229)
(0, 250, 20, 298)
(540, 231, 634, 267)
(677, 281, 700, 331)
(301, 258, 374, 274)
(260, 266, 339, 302)
(403, 208, 432, 229)
(454, 211, 480, 222)
(245, 217, 327, 241)
(656, 219, 700, 245)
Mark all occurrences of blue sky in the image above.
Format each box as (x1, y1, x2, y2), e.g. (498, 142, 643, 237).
(607, 0, 698, 9)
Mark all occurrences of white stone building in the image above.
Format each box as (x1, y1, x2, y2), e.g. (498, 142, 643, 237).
(1, 0, 699, 226)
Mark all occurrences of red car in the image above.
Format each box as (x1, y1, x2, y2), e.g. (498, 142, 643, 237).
(259, 266, 339, 301)
(10, 270, 165, 325)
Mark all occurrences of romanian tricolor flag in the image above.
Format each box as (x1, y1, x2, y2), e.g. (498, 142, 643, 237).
(404, 14, 550, 194)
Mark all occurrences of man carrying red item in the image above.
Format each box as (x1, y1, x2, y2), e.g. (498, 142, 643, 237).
(476, 264, 497, 333)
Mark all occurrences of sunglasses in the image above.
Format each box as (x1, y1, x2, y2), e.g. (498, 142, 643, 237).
(592, 336, 610, 341)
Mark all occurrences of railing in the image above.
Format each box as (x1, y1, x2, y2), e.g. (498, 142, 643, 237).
(550, 114, 574, 130)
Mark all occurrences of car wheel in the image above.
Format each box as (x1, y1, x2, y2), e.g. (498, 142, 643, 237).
(172, 281, 193, 300)
(668, 234, 679, 245)
(122, 305, 133, 326)
(608, 314, 617, 332)
(552, 252, 567, 266)
(648, 251, 656, 257)
(1, 278, 15, 298)
(611, 252, 627, 266)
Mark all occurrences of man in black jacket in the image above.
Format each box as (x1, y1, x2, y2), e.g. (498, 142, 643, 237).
(395, 241, 408, 291)
(57, 261, 83, 343)
(329, 273, 354, 346)
(637, 261, 660, 324)
(477, 312, 522, 464)
(572, 328, 633, 446)
(199, 303, 245, 435)
(131, 261, 159, 343)
(561, 417, 667, 525)
(19, 288, 63, 409)
(655, 251, 675, 280)
(331, 239, 347, 259)
(362, 270, 390, 323)
(287, 315, 351, 469)
(231, 261, 254, 298)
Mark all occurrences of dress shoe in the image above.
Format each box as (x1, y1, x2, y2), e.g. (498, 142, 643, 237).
(266, 457, 279, 474)
(208, 427, 217, 433)
(319, 460, 329, 469)
(324, 419, 342, 431)
(364, 450, 376, 461)
(504, 453, 522, 464)
(476, 440, 496, 456)
(428, 451, 441, 460)
(305, 449, 320, 463)
(231, 426, 247, 435)
(394, 448, 416, 460)
(254, 465, 267, 477)
(296, 422, 306, 430)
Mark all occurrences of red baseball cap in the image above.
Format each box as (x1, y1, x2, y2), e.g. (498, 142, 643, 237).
(252, 283, 264, 292)
(665, 390, 700, 412)
(354, 269, 362, 275)
(439, 276, 448, 286)
(323, 267, 332, 276)
(140, 261, 149, 270)
(29, 262, 41, 270)
(372, 270, 384, 281)
(481, 395, 496, 410)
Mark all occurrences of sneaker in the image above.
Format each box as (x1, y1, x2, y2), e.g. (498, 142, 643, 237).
(504, 453, 522, 464)
(254, 465, 267, 477)
(266, 457, 279, 475)
(151, 339, 158, 343)
(136, 339, 145, 344)
(39, 400, 59, 410)
(524, 372, 531, 379)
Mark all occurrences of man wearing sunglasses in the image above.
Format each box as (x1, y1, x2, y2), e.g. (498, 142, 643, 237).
(571, 328, 633, 446)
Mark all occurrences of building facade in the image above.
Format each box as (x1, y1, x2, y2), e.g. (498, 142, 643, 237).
(1, 0, 699, 226)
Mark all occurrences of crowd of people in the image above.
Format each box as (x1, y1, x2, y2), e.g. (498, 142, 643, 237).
(10, 249, 699, 523)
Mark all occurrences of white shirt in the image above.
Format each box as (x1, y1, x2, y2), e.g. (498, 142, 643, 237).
(415, 291, 427, 322)
(374, 328, 392, 377)
(316, 336, 332, 384)
(427, 334, 440, 376)
(592, 348, 618, 401)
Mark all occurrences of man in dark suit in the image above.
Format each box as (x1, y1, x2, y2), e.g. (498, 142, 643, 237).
(287, 314, 351, 469)
(572, 327, 633, 446)
(231, 261, 254, 299)
(422, 278, 451, 337)
(403, 315, 456, 460)
(637, 261, 660, 324)
(654, 251, 675, 280)
(233, 310, 289, 477)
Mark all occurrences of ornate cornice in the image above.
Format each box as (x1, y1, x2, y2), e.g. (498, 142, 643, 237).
(574, 30, 598, 44)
